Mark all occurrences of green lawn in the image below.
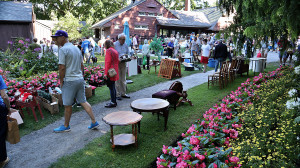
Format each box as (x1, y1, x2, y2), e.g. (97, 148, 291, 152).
(49, 63, 280, 168)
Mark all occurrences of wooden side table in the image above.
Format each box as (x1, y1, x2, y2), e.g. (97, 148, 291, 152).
(102, 111, 143, 151)
(148, 60, 160, 74)
(130, 98, 169, 132)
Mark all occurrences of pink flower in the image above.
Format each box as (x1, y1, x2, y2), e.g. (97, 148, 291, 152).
(213, 163, 218, 168)
(229, 156, 239, 164)
(209, 132, 215, 137)
(172, 148, 179, 157)
(232, 124, 242, 128)
(156, 157, 166, 167)
(186, 125, 196, 134)
(222, 128, 230, 134)
(176, 161, 188, 168)
(183, 150, 191, 160)
(190, 136, 200, 145)
(195, 153, 205, 161)
(199, 162, 206, 168)
(177, 156, 183, 163)
(162, 145, 168, 154)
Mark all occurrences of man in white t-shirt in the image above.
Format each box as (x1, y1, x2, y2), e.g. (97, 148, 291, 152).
(51, 30, 99, 133)
(200, 39, 211, 73)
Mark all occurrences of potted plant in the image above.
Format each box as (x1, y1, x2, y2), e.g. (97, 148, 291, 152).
(149, 36, 164, 61)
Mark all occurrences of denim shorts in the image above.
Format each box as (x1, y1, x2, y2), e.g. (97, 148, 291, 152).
(62, 78, 86, 106)
(278, 51, 287, 59)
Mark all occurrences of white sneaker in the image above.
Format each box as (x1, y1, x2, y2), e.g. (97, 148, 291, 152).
(0, 157, 10, 168)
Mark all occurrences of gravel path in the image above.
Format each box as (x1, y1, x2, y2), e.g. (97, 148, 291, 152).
(5, 52, 279, 168)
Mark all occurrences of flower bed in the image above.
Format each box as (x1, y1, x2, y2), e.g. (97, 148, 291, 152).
(1, 64, 105, 107)
(157, 66, 298, 168)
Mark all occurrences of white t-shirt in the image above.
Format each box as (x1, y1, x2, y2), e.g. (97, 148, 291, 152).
(58, 42, 83, 81)
(201, 44, 211, 57)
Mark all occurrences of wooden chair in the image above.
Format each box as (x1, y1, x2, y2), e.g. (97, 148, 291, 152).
(231, 59, 241, 80)
(208, 63, 225, 89)
(214, 61, 230, 87)
(228, 59, 237, 82)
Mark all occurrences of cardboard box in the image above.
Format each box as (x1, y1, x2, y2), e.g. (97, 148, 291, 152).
(37, 95, 59, 114)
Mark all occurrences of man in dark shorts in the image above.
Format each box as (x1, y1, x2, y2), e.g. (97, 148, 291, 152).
(51, 30, 99, 132)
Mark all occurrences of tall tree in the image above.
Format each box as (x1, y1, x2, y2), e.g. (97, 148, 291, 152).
(29, 0, 126, 24)
(218, 0, 300, 51)
(158, 0, 210, 10)
(53, 12, 82, 40)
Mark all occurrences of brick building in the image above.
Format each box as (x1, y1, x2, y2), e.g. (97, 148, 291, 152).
(91, 0, 233, 41)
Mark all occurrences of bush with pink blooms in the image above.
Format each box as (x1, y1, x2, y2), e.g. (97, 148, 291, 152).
(1, 64, 104, 107)
(83, 65, 105, 87)
(157, 67, 289, 168)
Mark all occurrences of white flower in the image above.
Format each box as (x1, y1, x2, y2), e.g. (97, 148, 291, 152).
(288, 89, 297, 97)
(286, 98, 300, 109)
(295, 66, 300, 74)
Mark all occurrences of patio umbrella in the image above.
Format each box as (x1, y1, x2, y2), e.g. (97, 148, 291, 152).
(123, 21, 130, 46)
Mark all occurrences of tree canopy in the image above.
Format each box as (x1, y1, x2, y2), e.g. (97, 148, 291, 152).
(158, 0, 211, 10)
(30, 0, 126, 24)
(218, 0, 300, 41)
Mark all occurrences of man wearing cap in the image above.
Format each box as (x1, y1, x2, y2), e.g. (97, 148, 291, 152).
(51, 30, 99, 132)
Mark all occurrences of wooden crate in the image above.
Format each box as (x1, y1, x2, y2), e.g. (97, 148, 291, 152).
(37, 95, 59, 114)
(52, 93, 63, 106)
(85, 86, 92, 98)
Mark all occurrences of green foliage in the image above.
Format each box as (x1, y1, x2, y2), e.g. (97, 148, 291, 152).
(53, 12, 82, 40)
(149, 36, 164, 60)
(81, 24, 94, 38)
(31, 0, 127, 24)
(158, 0, 211, 10)
(234, 69, 299, 167)
(0, 37, 58, 78)
(218, 0, 300, 52)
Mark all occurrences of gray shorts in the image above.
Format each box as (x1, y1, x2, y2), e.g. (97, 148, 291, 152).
(62, 78, 86, 106)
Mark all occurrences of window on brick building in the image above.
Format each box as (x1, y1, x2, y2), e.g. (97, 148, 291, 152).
(114, 24, 120, 29)
(138, 12, 146, 16)
(157, 13, 163, 17)
(148, 13, 156, 17)
(134, 25, 148, 30)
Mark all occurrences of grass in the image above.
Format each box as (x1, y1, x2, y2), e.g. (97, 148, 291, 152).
(18, 57, 210, 136)
(49, 63, 280, 168)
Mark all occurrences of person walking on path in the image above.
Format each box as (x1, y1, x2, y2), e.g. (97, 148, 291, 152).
(114, 33, 131, 100)
(0, 75, 11, 168)
(200, 39, 211, 73)
(81, 36, 91, 64)
(103, 40, 119, 108)
(51, 30, 99, 133)
(214, 39, 227, 72)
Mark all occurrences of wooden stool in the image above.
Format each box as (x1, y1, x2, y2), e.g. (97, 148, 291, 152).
(16, 96, 44, 122)
(176, 91, 193, 107)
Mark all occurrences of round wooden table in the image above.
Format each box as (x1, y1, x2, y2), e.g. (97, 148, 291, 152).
(130, 98, 170, 132)
(102, 111, 143, 151)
